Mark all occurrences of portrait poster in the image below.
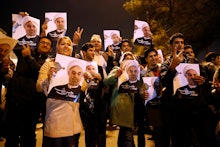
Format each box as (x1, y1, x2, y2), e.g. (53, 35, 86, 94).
(142, 77, 159, 105)
(44, 12, 67, 35)
(47, 54, 88, 96)
(12, 14, 40, 39)
(103, 30, 120, 51)
(84, 61, 99, 89)
(133, 20, 150, 56)
(173, 63, 200, 94)
(118, 60, 140, 91)
(133, 20, 149, 43)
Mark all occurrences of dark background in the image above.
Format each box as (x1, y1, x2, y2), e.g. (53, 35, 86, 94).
(0, 0, 136, 51)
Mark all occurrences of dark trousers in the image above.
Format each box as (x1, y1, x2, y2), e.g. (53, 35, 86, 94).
(43, 134, 80, 147)
(134, 99, 146, 147)
(118, 126, 135, 147)
(171, 107, 218, 147)
(5, 100, 39, 147)
(82, 111, 107, 147)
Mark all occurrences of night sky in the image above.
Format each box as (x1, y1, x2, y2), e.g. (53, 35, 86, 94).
(1, 0, 136, 50)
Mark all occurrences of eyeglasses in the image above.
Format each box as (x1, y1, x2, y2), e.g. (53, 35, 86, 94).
(39, 41, 51, 46)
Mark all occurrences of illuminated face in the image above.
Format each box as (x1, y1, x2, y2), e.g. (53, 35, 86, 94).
(184, 48, 195, 59)
(127, 65, 138, 81)
(84, 47, 95, 61)
(0, 44, 10, 60)
(142, 26, 152, 38)
(38, 38, 52, 55)
(24, 21, 37, 36)
(145, 51, 158, 66)
(68, 65, 83, 86)
(185, 69, 198, 86)
(57, 38, 73, 56)
(91, 39, 102, 52)
(111, 34, 120, 44)
(120, 42, 132, 53)
(54, 17, 65, 30)
(171, 38, 184, 53)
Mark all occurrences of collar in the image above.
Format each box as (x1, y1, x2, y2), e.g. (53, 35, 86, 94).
(129, 80, 137, 84)
(188, 85, 197, 88)
(26, 35, 37, 39)
(143, 37, 151, 40)
(57, 29, 65, 33)
(68, 84, 79, 89)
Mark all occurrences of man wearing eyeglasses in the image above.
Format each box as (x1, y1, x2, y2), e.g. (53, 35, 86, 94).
(4, 36, 52, 147)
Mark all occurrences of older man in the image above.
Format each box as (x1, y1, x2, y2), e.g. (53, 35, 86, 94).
(16, 16, 40, 50)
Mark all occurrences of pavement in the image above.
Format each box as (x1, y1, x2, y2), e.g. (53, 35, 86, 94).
(0, 123, 155, 147)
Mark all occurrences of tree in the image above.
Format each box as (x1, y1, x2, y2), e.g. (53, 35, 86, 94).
(123, 0, 220, 56)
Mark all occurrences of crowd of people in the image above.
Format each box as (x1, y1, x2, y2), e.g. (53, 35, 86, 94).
(1, 12, 220, 147)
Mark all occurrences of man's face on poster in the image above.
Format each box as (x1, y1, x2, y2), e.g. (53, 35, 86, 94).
(86, 65, 96, 73)
(24, 21, 37, 36)
(55, 17, 65, 30)
(142, 26, 152, 38)
(111, 34, 120, 44)
(127, 65, 138, 81)
(68, 65, 83, 86)
(185, 69, 198, 86)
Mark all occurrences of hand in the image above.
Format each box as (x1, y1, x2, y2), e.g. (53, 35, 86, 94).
(143, 90, 149, 100)
(1, 58, 10, 70)
(84, 71, 94, 81)
(106, 46, 114, 57)
(139, 64, 145, 71)
(41, 23, 48, 32)
(170, 47, 184, 71)
(40, 22, 48, 37)
(193, 75, 205, 85)
(213, 82, 220, 93)
(90, 71, 102, 81)
(48, 66, 57, 81)
(213, 81, 220, 88)
(115, 68, 123, 78)
(4, 68, 13, 80)
(1, 58, 10, 74)
(21, 44, 31, 57)
(19, 12, 29, 17)
(72, 27, 83, 45)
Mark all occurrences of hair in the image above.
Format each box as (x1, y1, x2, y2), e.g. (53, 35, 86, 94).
(123, 52, 133, 59)
(169, 32, 184, 44)
(205, 52, 219, 62)
(184, 44, 192, 50)
(90, 34, 102, 42)
(57, 36, 72, 46)
(144, 48, 158, 58)
(119, 39, 132, 48)
(119, 51, 135, 64)
(81, 42, 94, 52)
(38, 36, 53, 47)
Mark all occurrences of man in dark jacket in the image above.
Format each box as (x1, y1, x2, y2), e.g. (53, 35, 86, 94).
(79, 42, 106, 147)
(5, 36, 52, 147)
